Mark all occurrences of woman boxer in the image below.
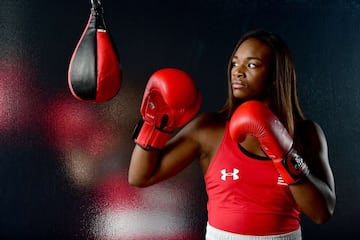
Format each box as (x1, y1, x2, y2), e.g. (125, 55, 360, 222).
(128, 29, 336, 239)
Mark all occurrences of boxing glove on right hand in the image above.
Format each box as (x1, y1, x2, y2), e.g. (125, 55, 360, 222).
(134, 68, 201, 150)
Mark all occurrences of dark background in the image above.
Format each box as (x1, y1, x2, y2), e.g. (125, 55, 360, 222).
(0, 0, 359, 239)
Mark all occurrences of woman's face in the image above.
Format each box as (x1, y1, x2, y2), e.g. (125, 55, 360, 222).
(230, 38, 273, 101)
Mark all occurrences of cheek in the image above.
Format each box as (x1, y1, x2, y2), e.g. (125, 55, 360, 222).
(248, 74, 271, 95)
(250, 73, 267, 88)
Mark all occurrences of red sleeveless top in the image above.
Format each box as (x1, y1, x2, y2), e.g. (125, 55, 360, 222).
(204, 122, 300, 235)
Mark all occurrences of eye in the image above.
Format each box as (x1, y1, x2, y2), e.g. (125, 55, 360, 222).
(248, 63, 257, 68)
(231, 62, 239, 68)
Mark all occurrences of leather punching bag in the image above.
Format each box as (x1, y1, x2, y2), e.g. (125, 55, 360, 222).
(68, 0, 121, 102)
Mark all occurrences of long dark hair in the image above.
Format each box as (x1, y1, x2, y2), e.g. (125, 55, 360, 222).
(219, 29, 304, 136)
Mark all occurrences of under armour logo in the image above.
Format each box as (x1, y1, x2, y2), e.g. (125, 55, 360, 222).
(221, 168, 240, 181)
(277, 175, 288, 186)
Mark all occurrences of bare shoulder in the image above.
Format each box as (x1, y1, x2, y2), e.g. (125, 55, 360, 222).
(186, 112, 226, 137)
(295, 120, 327, 148)
(294, 119, 330, 177)
(177, 112, 225, 159)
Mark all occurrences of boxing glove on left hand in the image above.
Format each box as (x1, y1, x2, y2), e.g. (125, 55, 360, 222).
(134, 68, 201, 150)
(229, 100, 309, 184)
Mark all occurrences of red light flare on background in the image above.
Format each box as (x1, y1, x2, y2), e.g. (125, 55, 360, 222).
(0, 57, 42, 137)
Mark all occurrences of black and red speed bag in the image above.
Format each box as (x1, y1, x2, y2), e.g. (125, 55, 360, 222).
(68, 1, 121, 102)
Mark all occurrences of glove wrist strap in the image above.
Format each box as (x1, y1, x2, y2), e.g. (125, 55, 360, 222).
(274, 148, 310, 185)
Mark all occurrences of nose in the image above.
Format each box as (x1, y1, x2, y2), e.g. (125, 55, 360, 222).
(232, 66, 245, 79)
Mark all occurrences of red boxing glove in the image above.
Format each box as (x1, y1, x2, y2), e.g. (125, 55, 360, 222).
(134, 68, 201, 150)
(229, 100, 309, 184)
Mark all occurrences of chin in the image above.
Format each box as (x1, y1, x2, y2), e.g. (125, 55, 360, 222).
(232, 91, 247, 100)
(233, 93, 251, 101)
(234, 95, 269, 105)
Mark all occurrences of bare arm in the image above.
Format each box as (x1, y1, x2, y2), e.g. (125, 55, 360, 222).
(290, 121, 336, 224)
(128, 117, 201, 187)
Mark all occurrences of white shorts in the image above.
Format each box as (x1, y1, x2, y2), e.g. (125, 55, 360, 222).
(205, 223, 302, 240)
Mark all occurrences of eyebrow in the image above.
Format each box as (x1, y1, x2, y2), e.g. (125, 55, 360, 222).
(232, 56, 264, 62)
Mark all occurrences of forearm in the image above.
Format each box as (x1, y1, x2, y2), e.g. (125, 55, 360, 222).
(290, 173, 336, 224)
(128, 145, 160, 187)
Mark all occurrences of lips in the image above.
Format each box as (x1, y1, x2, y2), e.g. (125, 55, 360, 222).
(231, 80, 247, 89)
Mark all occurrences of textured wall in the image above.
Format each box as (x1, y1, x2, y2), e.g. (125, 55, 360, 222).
(0, 0, 359, 239)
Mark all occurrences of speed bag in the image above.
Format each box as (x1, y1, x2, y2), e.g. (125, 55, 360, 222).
(68, 2, 121, 102)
